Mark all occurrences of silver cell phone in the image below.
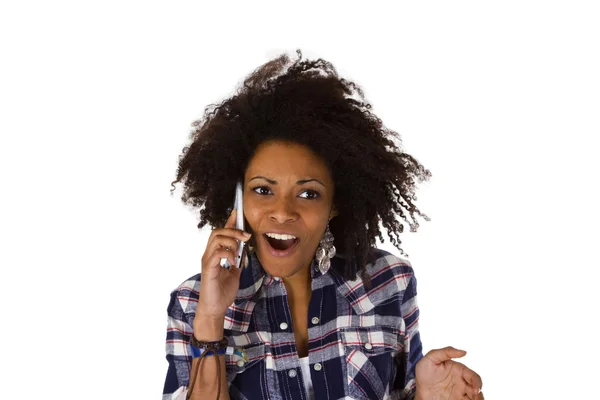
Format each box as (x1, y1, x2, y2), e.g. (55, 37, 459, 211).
(220, 181, 247, 269)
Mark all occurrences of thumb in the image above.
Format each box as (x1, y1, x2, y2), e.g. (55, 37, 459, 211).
(426, 346, 467, 365)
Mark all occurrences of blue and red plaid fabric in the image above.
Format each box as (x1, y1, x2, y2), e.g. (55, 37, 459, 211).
(163, 248, 423, 400)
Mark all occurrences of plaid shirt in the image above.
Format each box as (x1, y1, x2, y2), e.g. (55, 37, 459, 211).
(163, 248, 423, 400)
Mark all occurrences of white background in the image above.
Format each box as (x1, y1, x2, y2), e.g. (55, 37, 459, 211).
(1, 1, 598, 399)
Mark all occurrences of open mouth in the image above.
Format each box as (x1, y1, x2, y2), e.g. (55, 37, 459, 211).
(263, 234, 300, 255)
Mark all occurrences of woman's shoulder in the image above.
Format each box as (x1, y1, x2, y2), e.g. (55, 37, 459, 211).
(364, 247, 415, 279)
(334, 248, 416, 315)
(363, 249, 417, 308)
(171, 272, 202, 297)
(166, 272, 202, 322)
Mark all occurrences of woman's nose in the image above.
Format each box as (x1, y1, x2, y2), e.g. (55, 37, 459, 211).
(269, 197, 298, 224)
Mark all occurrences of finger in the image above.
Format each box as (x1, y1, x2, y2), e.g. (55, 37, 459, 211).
(202, 237, 237, 270)
(446, 361, 482, 399)
(209, 235, 240, 254)
(222, 209, 252, 239)
(207, 227, 250, 257)
(426, 346, 467, 365)
(461, 386, 482, 400)
(209, 248, 237, 269)
(216, 228, 252, 242)
(202, 248, 242, 279)
(209, 222, 251, 241)
(229, 255, 244, 276)
(225, 208, 237, 229)
(461, 377, 482, 400)
(462, 367, 482, 395)
(462, 388, 481, 400)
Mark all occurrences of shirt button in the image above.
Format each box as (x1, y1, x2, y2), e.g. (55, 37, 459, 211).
(236, 360, 245, 367)
(288, 369, 297, 378)
(314, 363, 322, 371)
(273, 277, 280, 281)
(280, 322, 289, 330)
(364, 342, 373, 350)
(311, 317, 320, 325)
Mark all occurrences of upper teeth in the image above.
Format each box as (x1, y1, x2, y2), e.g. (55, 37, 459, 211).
(265, 233, 297, 240)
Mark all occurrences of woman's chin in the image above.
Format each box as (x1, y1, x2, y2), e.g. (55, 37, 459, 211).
(255, 249, 306, 278)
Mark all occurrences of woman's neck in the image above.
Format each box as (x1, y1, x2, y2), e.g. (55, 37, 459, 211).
(282, 264, 312, 302)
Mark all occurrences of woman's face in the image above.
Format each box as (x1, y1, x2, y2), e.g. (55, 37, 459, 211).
(243, 140, 338, 278)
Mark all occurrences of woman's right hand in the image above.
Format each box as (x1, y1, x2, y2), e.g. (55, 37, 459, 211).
(195, 209, 252, 320)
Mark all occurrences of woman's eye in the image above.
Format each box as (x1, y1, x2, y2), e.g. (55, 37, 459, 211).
(252, 186, 271, 195)
(299, 190, 320, 200)
(251, 186, 320, 199)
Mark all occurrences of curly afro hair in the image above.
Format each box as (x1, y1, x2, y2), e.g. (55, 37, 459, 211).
(170, 50, 432, 282)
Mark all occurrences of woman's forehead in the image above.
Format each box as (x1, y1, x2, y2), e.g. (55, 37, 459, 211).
(245, 141, 333, 183)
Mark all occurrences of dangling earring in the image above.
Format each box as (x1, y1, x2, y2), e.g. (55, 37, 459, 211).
(315, 223, 336, 275)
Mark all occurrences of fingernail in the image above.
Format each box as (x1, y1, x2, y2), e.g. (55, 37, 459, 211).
(243, 232, 251, 238)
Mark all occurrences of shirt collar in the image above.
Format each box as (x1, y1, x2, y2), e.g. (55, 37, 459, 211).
(233, 251, 372, 314)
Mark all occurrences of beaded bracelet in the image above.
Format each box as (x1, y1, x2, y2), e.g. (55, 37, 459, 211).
(190, 345, 226, 358)
(189, 335, 248, 361)
(189, 336, 228, 356)
(190, 345, 249, 359)
(187, 336, 230, 400)
(187, 335, 250, 400)
(190, 335, 228, 349)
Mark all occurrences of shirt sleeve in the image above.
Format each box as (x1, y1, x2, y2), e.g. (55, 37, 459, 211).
(162, 289, 193, 400)
(396, 272, 424, 400)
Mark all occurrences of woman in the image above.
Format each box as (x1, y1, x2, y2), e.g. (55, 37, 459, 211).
(164, 51, 484, 400)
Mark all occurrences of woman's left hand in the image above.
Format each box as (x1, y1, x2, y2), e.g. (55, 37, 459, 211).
(414, 346, 483, 400)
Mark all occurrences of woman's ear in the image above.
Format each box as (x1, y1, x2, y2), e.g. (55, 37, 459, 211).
(329, 205, 339, 220)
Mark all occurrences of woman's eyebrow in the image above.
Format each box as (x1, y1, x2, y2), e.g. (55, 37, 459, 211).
(248, 176, 326, 188)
